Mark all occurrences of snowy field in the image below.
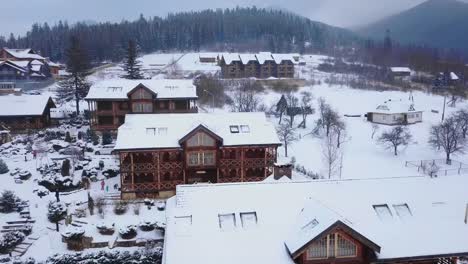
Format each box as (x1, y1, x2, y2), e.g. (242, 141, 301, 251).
(1, 51, 468, 261)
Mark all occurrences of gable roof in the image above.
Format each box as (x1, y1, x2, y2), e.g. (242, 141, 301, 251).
(239, 54, 258, 65)
(178, 124, 224, 145)
(256, 52, 274, 64)
(0, 61, 28, 73)
(272, 54, 296, 64)
(164, 176, 468, 264)
(85, 79, 197, 100)
(285, 198, 381, 258)
(0, 95, 55, 117)
(221, 53, 241, 65)
(126, 83, 157, 98)
(114, 112, 281, 151)
(373, 99, 421, 114)
(3, 48, 45, 61)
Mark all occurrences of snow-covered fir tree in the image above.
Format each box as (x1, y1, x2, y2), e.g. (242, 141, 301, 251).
(122, 40, 143, 79)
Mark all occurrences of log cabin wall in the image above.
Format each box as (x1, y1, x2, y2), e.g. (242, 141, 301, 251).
(119, 144, 278, 199)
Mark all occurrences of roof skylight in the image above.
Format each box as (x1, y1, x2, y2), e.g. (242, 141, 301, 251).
(240, 125, 250, 133)
(240, 212, 257, 228)
(393, 203, 412, 219)
(230, 125, 240, 133)
(301, 219, 319, 231)
(218, 213, 236, 231)
(107, 86, 123, 92)
(373, 204, 393, 220)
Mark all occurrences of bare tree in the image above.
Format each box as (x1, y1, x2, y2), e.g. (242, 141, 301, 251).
(167, 57, 181, 78)
(276, 118, 298, 157)
(454, 109, 468, 139)
(285, 93, 299, 127)
(230, 81, 260, 112)
(315, 102, 340, 137)
(322, 129, 342, 179)
(429, 117, 466, 164)
(378, 126, 413, 156)
(298, 91, 314, 128)
(333, 120, 347, 148)
(371, 124, 380, 139)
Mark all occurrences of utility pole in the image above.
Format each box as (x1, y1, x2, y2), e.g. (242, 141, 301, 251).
(442, 94, 447, 122)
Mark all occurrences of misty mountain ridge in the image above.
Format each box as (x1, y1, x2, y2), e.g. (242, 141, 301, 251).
(357, 0, 468, 54)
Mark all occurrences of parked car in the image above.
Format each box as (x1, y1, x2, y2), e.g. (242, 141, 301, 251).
(95, 144, 115, 155)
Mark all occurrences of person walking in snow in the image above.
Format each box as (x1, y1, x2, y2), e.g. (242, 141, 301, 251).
(101, 179, 105, 191)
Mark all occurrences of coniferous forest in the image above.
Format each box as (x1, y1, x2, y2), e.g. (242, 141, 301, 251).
(0, 7, 356, 62)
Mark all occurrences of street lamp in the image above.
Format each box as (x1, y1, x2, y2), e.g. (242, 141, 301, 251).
(203, 89, 215, 112)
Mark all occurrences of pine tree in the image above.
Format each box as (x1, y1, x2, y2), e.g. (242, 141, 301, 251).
(122, 40, 143, 79)
(0, 190, 20, 213)
(64, 132, 72, 143)
(0, 159, 8, 174)
(64, 36, 90, 115)
(47, 201, 67, 231)
(61, 159, 71, 176)
(101, 131, 113, 145)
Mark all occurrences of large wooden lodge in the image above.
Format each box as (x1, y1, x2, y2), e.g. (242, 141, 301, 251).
(0, 94, 56, 131)
(85, 79, 198, 131)
(0, 48, 60, 80)
(164, 176, 468, 264)
(113, 112, 281, 199)
(219, 52, 298, 79)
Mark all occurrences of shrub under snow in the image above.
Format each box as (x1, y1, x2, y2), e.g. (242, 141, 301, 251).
(0, 231, 25, 253)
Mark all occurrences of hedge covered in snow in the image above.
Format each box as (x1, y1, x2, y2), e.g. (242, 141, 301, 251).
(8, 248, 163, 264)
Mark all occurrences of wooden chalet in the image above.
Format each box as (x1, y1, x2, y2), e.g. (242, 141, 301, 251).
(85, 79, 198, 131)
(0, 95, 56, 131)
(219, 52, 296, 79)
(164, 176, 468, 264)
(113, 112, 281, 199)
(0, 48, 59, 80)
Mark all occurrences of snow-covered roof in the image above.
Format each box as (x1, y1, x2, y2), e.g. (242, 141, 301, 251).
(114, 112, 281, 151)
(0, 61, 27, 72)
(256, 52, 274, 64)
(372, 99, 421, 114)
(3, 48, 45, 60)
(390, 67, 411, 73)
(30, 60, 44, 65)
(31, 65, 42, 72)
(164, 176, 468, 264)
(85, 79, 197, 100)
(450, 72, 459, 80)
(6, 60, 30, 69)
(0, 94, 54, 116)
(221, 53, 241, 65)
(272, 54, 296, 64)
(239, 54, 258, 65)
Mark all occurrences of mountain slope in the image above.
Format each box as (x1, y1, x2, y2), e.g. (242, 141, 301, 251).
(357, 0, 468, 53)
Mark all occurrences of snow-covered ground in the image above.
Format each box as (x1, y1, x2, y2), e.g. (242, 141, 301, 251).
(1, 51, 467, 261)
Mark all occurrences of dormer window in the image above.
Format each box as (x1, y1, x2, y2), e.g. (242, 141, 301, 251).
(230, 125, 239, 133)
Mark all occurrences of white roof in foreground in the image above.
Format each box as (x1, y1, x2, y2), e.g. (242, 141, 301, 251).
(85, 79, 197, 100)
(164, 176, 468, 264)
(114, 112, 281, 151)
(372, 99, 421, 114)
(0, 95, 53, 116)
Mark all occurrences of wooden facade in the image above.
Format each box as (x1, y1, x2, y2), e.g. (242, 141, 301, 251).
(219, 55, 295, 79)
(117, 126, 279, 199)
(87, 84, 198, 131)
(0, 48, 53, 81)
(0, 98, 56, 131)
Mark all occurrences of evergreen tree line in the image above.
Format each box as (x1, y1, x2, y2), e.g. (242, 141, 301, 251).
(0, 7, 356, 62)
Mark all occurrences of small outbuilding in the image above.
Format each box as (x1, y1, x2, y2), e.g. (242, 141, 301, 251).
(367, 99, 422, 125)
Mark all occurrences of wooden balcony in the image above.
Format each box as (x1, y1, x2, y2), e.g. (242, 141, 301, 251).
(121, 180, 184, 192)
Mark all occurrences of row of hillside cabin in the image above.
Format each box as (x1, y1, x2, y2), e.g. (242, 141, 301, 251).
(219, 52, 298, 79)
(0, 94, 56, 132)
(84, 79, 198, 131)
(113, 112, 281, 199)
(163, 176, 468, 264)
(367, 99, 422, 125)
(0, 48, 60, 80)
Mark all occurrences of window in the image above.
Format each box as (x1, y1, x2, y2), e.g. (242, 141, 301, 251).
(302, 219, 319, 232)
(307, 233, 357, 260)
(132, 102, 153, 113)
(106, 86, 122, 92)
(146, 128, 156, 135)
(187, 151, 216, 166)
(240, 125, 250, 133)
(230, 125, 240, 133)
(186, 132, 216, 147)
(393, 203, 412, 219)
(240, 212, 257, 228)
(373, 204, 393, 220)
(218, 213, 236, 230)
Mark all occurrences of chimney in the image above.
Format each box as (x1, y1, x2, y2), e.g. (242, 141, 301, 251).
(274, 163, 293, 180)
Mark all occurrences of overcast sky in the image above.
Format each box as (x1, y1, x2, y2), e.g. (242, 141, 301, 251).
(0, 0, 457, 37)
